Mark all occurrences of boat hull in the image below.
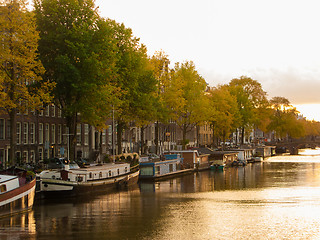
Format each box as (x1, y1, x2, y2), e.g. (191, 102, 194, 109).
(210, 164, 225, 170)
(0, 178, 36, 218)
(39, 170, 139, 198)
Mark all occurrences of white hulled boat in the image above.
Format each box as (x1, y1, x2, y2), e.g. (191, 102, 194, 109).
(39, 162, 139, 198)
(0, 168, 36, 218)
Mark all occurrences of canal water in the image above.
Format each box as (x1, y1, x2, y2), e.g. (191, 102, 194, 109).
(2, 149, 320, 240)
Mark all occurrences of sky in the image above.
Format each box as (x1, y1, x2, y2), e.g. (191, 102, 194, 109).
(28, 0, 320, 121)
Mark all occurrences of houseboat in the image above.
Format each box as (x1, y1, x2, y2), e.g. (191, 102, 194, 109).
(139, 154, 193, 180)
(209, 151, 239, 168)
(0, 168, 36, 218)
(39, 162, 139, 198)
(228, 148, 255, 165)
(255, 146, 276, 158)
(165, 149, 211, 170)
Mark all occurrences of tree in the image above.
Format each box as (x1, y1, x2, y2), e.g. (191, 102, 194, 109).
(0, 0, 53, 165)
(107, 20, 158, 154)
(268, 97, 305, 140)
(34, 0, 119, 161)
(150, 50, 171, 154)
(207, 85, 240, 148)
(170, 61, 207, 149)
(228, 76, 268, 145)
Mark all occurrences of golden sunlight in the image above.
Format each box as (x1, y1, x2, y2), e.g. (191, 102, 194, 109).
(294, 104, 320, 122)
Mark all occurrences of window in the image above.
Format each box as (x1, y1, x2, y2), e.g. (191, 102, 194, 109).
(76, 124, 81, 145)
(169, 164, 173, 172)
(108, 170, 112, 177)
(46, 147, 50, 159)
(58, 108, 62, 118)
(16, 122, 21, 144)
(30, 150, 35, 163)
(51, 105, 55, 117)
(7, 121, 10, 140)
(23, 151, 28, 163)
(51, 124, 55, 144)
(89, 172, 92, 178)
(0, 184, 7, 193)
(84, 124, 89, 145)
(0, 149, 4, 167)
(117, 169, 120, 175)
(30, 123, 35, 144)
(23, 123, 28, 144)
(58, 124, 62, 144)
(45, 105, 49, 116)
(99, 172, 102, 178)
(16, 151, 21, 162)
(38, 147, 43, 161)
(155, 166, 160, 175)
(39, 123, 43, 144)
(108, 125, 112, 145)
(45, 124, 49, 142)
(77, 176, 83, 182)
(102, 129, 106, 145)
(0, 119, 4, 140)
(63, 125, 68, 144)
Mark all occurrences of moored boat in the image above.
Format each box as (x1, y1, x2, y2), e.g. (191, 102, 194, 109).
(39, 162, 139, 198)
(0, 167, 36, 218)
(139, 154, 193, 180)
(210, 164, 225, 170)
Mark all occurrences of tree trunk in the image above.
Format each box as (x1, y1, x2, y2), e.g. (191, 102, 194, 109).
(66, 115, 77, 162)
(9, 109, 17, 166)
(196, 125, 199, 147)
(117, 121, 125, 155)
(211, 122, 216, 147)
(182, 124, 187, 150)
(140, 126, 145, 155)
(241, 127, 245, 145)
(98, 131, 103, 163)
(155, 121, 159, 154)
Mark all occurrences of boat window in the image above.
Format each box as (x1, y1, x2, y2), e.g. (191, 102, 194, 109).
(0, 184, 7, 193)
(155, 166, 160, 175)
(125, 167, 128, 173)
(52, 175, 56, 179)
(77, 176, 83, 182)
(99, 172, 102, 178)
(117, 169, 120, 175)
(108, 170, 112, 177)
(89, 172, 93, 178)
(169, 164, 173, 172)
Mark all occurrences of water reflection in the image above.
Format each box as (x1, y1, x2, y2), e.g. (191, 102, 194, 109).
(0, 210, 36, 239)
(2, 150, 320, 239)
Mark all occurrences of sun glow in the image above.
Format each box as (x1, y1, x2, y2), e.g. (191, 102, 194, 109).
(294, 104, 320, 122)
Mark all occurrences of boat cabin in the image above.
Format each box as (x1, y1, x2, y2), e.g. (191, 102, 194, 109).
(40, 163, 131, 182)
(228, 148, 255, 162)
(255, 146, 276, 158)
(139, 154, 182, 179)
(0, 175, 19, 194)
(165, 150, 201, 169)
(210, 151, 238, 166)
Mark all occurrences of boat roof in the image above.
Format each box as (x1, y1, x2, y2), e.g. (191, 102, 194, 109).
(0, 175, 18, 183)
(70, 163, 130, 172)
